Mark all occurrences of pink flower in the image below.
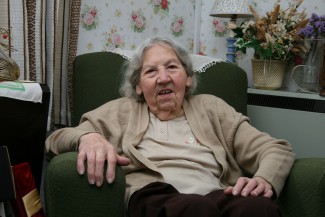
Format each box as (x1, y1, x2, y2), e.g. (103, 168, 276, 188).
(89, 8, 97, 17)
(161, 0, 168, 9)
(113, 35, 121, 45)
(135, 17, 144, 29)
(215, 22, 226, 33)
(178, 18, 183, 24)
(213, 19, 219, 26)
(172, 22, 182, 33)
(154, 0, 162, 5)
(83, 13, 95, 26)
(131, 12, 138, 21)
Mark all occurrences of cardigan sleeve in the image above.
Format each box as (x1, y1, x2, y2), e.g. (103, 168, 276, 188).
(45, 120, 99, 160)
(232, 120, 295, 197)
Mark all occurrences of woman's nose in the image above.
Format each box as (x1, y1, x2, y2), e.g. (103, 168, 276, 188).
(157, 68, 171, 83)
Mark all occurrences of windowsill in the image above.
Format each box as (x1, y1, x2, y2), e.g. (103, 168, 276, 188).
(248, 87, 325, 101)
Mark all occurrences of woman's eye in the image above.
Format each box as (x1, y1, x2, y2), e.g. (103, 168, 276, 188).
(167, 65, 179, 72)
(143, 69, 157, 77)
(144, 68, 153, 73)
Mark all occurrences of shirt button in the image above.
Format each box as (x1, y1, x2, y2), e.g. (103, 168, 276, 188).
(160, 128, 165, 133)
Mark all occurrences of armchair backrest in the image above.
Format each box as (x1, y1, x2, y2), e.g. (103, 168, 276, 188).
(72, 51, 247, 126)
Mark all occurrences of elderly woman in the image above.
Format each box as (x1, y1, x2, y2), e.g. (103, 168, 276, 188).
(46, 36, 295, 217)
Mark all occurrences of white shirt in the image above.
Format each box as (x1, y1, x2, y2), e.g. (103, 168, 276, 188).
(137, 113, 223, 195)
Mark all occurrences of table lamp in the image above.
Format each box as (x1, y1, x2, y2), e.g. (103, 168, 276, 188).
(210, 0, 253, 64)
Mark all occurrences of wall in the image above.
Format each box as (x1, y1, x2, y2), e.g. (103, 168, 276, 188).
(76, 0, 325, 89)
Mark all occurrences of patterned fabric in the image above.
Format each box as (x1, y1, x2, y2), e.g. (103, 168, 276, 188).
(67, 0, 82, 126)
(51, 0, 81, 127)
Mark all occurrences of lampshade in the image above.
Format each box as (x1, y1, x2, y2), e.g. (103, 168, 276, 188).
(209, 0, 253, 18)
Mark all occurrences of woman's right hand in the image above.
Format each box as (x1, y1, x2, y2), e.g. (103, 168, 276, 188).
(77, 132, 131, 187)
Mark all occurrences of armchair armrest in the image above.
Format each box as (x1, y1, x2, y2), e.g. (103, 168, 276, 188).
(277, 158, 325, 217)
(44, 152, 125, 217)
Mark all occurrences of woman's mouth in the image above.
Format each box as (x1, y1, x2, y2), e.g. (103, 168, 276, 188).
(158, 89, 173, 95)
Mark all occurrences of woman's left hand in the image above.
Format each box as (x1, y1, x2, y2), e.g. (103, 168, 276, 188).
(224, 176, 273, 198)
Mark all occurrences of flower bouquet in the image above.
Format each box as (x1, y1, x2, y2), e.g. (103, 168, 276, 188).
(234, 0, 308, 61)
(233, 0, 309, 89)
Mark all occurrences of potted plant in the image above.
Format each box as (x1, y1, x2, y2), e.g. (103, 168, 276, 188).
(233, 0, 309, 89)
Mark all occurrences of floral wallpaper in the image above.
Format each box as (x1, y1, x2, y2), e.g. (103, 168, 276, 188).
(77, 0, 196, 54)
(76, 0, 325, 90)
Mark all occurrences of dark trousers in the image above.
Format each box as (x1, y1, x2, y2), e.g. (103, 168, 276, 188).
(128, 182, 281, 217)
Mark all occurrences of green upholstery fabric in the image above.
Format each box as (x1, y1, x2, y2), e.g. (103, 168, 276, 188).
(72, 52, 126, 126)
(196, 62, 247, 115)
(277, 158, 325, 217)
(45, 152, 125, 217)
(44, 52, 325, 217)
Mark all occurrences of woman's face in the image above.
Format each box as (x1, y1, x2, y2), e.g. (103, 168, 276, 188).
(136, 44, 192, 120)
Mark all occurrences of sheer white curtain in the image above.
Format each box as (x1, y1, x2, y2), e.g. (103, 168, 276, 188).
(0, 0, 81, 129)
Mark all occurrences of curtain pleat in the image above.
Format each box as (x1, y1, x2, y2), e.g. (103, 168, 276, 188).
(26, 0, 36, 80)
(67, 0, 81, 125)
(50, 0, 80, 128)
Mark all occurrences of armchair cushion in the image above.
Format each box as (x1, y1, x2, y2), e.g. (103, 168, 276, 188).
(44, 152, 125, 217)
(277, 158, 325, 217)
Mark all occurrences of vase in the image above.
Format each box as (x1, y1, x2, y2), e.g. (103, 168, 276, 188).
(321, 42, 325, 96)
(251, 59, 287, 90)
(226, 38, 236, 64)
(291, 39, 325, 93)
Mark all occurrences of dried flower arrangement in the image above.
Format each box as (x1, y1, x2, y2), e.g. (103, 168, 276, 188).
(234, 0, 309, 61)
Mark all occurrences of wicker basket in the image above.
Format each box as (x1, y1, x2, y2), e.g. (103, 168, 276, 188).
(252, 59, 287, 90)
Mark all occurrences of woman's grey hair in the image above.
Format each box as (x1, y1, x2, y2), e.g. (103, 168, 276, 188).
(119, 36, 198, 102)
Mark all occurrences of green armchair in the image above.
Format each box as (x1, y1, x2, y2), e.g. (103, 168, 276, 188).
(44, 52, 325, 217)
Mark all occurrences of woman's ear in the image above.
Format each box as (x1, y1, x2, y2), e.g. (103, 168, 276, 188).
(186, 76, 192, 87)
(136, 84, 143, 95)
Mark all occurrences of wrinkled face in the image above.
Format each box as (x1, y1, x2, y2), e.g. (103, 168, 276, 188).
(136, 44, 192, 120)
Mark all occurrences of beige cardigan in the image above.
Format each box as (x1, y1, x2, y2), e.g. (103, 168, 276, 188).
(46, 94, 295, 201)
